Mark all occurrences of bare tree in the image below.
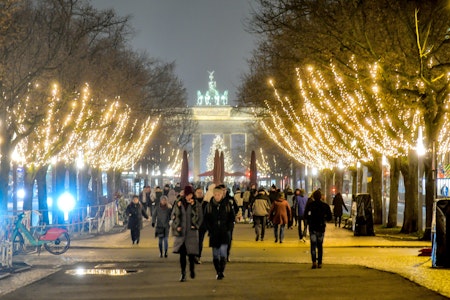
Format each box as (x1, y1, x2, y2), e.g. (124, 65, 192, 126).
(0, 0, 129, 210)
(241, 0, 450, 235)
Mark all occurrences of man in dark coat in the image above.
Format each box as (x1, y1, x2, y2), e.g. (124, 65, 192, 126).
(204, 186, 235, 280)
(304, 189, 332, 269)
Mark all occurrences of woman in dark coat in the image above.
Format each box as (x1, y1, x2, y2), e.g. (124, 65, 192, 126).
(332, 192, 348, 227)
(152, 195, 172, 258)
(126, 195, 149, 245)
(171, 186, 201, 282)
(204, 186, 235, 280)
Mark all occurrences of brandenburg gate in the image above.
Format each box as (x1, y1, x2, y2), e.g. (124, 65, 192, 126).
(191, 71, 255, 182)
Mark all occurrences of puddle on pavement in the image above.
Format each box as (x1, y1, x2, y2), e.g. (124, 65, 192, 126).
(66, 265, 142, 276)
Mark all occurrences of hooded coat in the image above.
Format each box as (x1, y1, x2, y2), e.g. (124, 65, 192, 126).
(171, 198, 201, 255)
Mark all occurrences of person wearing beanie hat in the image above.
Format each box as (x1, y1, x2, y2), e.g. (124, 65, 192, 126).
(304, 189, 332, 269)
(171, 184, 201, 282)
(184, 185, 194, 197)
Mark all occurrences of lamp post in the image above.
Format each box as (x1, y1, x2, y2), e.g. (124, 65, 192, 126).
(416, 126, 426, 232)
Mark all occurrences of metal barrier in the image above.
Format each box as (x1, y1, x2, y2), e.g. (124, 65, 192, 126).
(0, 200, 127, 267)
(0, 215, 15, 268)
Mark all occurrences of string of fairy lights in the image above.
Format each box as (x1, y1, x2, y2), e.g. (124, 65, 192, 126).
(11, 83, 159, 172)
(259, 56, 450, 171)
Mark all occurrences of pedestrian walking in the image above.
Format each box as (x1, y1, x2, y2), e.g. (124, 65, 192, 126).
(252, 188, 271, 241)
(294, 188, 309, 240)
(217, 184, 238, 262)
(285, 188, 295, 228)
(152, 195, 172, 258)
(194, 187, 207, 264)
(204, 186, 235, 280)
(171, 185, 201, 282)
(304, 189, 332, 269)
(126, 195, 149, 245)
(242, 187, 251, 222)
(268, 192, 291, 243)
(138, 186, 151, 216)
(332, 192, 348, 227)
(234, 188, 244, 222)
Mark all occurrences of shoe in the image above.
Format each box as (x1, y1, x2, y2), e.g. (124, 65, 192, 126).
(261, 237, 264, 241)
(194, 257, 201, 264)
(255, 235, 259, 241)
(180, 273, 186, 282)
(216, 272, 224, 280)
(190, 270, 195, 279)
(136, 239, 139, 245)
(279, 240, 283, 243)
(275, 238, 278, 243)
(164, 251, 168, 258)
(318, 264, 322, 269)
(312, 262, 317, 269)
(159, 253, 163, 258)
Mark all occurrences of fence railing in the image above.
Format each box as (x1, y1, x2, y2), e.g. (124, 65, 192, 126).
(0, 201, 126, 268)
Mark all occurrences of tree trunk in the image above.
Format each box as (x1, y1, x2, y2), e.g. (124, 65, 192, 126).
(423, 152, 434, 240)
(368, 160, 382, 224)
(107, 170, 114, 202)
(351, 169, 357, 196)
(36, 165, 50, 225)
(12, 164, 18, 213)
(23, 166, 37, 211)
(114, 170, 122, 196)
(400, 152, 418, 233)
(54, 163, 66, 224)
(0, 142, 12, 211)
(78, 167, 90, 207)
(387, 157, 400, 228)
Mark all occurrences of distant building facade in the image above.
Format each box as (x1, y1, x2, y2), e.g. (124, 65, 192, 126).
(191, 71, 255, 182)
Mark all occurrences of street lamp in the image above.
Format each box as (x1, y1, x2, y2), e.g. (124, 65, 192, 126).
(417, 126, 426, 232)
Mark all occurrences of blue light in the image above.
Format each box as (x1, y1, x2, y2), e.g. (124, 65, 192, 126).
(57, 192, 76, 221)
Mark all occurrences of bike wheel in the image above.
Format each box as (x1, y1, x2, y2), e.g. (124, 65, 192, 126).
(12, 232, 24, 255)
(44, 232, 70, 255)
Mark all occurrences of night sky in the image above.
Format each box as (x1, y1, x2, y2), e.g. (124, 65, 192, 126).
(90, 0, 257, 106)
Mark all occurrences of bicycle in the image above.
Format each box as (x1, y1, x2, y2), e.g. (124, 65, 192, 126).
(11, 211, 70, 255)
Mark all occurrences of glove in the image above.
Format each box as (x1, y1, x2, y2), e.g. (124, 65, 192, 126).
(151, 223, 155, 227)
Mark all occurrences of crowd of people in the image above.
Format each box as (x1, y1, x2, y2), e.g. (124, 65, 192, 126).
(126, 182, 341, 280)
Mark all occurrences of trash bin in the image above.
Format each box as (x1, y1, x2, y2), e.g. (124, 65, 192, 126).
(432, 198, 450, 268)
(353, 193, 375, 236)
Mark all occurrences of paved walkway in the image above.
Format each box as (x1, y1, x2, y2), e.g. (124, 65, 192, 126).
(2, 221, 450, 298)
